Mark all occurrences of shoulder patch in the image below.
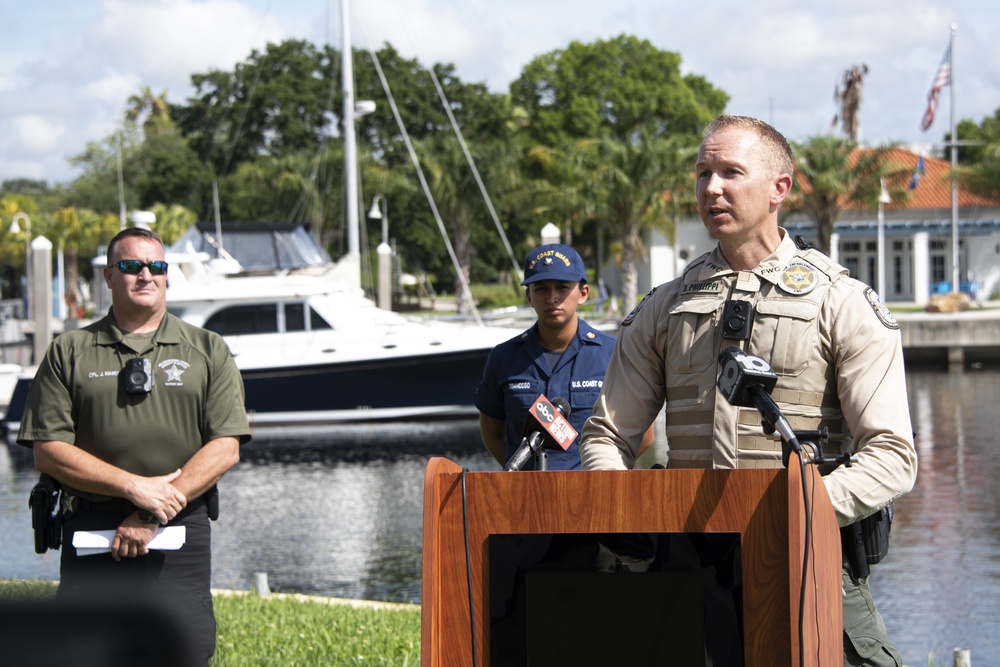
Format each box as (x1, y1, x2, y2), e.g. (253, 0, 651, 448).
(864, 287, 899, 330)
(621, 287, 656, 327)
(777, 259, 820, 295)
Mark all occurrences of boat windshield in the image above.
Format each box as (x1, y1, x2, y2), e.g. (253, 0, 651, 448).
(169, 222, 332, 272)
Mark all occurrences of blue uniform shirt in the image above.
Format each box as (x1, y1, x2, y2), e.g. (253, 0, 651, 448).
(475, 318, 615, 470)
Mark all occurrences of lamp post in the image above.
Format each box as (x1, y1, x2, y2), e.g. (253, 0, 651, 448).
(876, 178, 891, 299)
(367, 195, 393, 311)
(8, 212, 31, 319)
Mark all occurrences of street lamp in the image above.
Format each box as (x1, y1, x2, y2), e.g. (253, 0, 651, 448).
(367, 195, 392, 311)
(876, 178, 891, 298)
(8, 212, 31, 319)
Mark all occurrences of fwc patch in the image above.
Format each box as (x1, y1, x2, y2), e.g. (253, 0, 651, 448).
(864, 287, 899, 330)
(777, 259, 819, 295)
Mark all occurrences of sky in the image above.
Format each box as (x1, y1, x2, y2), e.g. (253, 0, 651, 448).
(1, 0, 997, 186)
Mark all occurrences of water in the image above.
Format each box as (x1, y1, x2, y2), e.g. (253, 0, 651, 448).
(878, 368, 1000, 665)
(2, 368, 998, 664)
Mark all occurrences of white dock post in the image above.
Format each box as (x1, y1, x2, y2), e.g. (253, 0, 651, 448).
(254, 572, 271, 597)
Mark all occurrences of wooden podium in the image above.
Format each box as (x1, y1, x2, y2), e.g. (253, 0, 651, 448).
(421, 458, 842, 666)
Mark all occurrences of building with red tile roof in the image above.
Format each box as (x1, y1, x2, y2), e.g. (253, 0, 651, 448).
(606, 147, 999, 306)
(782, 147, 1000, 303)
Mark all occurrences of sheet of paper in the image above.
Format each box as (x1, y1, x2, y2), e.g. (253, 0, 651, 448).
(72, 525, 187, 556)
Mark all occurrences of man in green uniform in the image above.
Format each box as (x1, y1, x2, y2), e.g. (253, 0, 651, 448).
(580, 115, 917, 666)
(17, 227, 251, 666)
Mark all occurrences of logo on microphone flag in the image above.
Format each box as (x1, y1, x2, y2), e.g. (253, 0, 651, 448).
(529, 395, 577, 450)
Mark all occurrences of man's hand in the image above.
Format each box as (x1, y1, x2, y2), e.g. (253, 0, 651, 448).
(126, 469, 187, 525)
(110, 513, 159, 561)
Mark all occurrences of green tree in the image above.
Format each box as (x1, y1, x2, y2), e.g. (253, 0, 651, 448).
(149, 203, 198, 246)
(67, 126, 141, 217)
(956, 108, 1000, 199)
(133, 123, 209, 213)
(126, 86, 171, 129)
(174, 40, 338, 179)
(0, 196, 43, 302)
(511, 35, 726, 146)
(789, 136, 911, 254)
(511, 35, 726, 308)
(415, 134, 523, 312)
(574, 130, 697, 311)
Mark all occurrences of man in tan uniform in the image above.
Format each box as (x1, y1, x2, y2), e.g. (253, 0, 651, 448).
(580, 114, 917, 666)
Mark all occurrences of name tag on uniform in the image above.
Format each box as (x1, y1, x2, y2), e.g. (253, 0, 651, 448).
(681, 281, 724, 295)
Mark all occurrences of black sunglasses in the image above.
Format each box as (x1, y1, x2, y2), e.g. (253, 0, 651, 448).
(115, 260, 168, 275)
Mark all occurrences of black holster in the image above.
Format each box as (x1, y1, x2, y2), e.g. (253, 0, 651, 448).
(206, 484, 220, 521)
(29, 474, 62, 554)
(841, 503, 893, 579)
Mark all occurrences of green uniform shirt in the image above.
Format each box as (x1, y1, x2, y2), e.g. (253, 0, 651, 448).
(17, 310, 251, 500)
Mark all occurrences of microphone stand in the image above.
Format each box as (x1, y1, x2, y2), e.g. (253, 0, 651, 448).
(535, 449, 548, 471)
(746, 385, 802, 468)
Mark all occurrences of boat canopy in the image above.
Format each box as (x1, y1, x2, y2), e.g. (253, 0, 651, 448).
(169, 222, 333, 273)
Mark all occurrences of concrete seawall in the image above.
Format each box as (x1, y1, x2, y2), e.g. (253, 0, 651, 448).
(895, 307, 1000, 365)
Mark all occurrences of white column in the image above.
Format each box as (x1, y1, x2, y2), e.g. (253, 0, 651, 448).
(30, 236, 54, 364)
(912, 231, 930, 306)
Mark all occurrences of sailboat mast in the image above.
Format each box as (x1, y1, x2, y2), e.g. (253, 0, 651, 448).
(341, 0, 361, 288)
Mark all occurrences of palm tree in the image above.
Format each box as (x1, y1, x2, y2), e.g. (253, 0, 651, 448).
(789, 136, 911, 254)
(419, 134, 521, 315)
(832, 65, 868, 142)
(574, 130, 696, 312)
(126, 87, 171, 130)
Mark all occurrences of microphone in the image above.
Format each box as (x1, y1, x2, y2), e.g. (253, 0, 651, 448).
(716, 346, 802, 467)
(504, 395, 576, 471)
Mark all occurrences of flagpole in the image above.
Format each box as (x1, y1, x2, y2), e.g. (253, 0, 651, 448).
(949, 23, 959, 295)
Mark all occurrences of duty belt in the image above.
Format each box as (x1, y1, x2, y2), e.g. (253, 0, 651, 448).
(71, 495, 208, 520)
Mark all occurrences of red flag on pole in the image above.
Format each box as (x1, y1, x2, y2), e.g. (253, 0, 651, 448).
(920, 44, 951, 132)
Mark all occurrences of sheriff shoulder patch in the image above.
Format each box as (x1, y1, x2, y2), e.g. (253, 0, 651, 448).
(864, 287, 899, 330)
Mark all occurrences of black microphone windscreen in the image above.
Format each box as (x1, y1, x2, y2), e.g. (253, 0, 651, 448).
(717, 347, 778, 407)
(550, 397, 571, 419)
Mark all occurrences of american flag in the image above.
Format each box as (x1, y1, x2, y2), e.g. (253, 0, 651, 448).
(920, 44, 951, 132)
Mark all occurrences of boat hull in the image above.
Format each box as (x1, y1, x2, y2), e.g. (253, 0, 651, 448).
(240, 347, 491, 426)
(3, 346, 491, 444)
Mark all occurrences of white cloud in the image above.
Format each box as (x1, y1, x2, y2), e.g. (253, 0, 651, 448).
(0, 0, 997, 185)
(10, 116, 68, 155)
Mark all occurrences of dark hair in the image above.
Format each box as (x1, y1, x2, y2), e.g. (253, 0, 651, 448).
(106, 228, 164, 263)
(703, 114, 794, 177)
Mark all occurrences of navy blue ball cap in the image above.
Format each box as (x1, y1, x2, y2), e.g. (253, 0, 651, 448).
(521, 243, 587, 285)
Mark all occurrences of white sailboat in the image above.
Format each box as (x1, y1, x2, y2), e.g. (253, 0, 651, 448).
(2, 0, 523, 442)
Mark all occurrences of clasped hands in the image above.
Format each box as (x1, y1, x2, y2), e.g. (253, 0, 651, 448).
(111, 469, 186, 561)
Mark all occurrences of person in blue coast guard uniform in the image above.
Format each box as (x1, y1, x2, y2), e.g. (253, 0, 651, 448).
(475, 243, 617, 470)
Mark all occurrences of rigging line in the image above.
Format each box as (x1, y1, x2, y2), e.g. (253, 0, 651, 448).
(425, 59, 523, 282)
(290, 46, 340, 233)
(216, 0, 275, 183)
(358, 29, 484, 325)
(388, 0, 523, 282)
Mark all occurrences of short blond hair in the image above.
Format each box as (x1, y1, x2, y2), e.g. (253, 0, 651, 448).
(703, 114, 794, 178)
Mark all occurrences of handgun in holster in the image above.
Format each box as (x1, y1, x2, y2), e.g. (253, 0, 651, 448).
(206, 484, 220, 521)
(29, 473, 63, 554)
(842, 502, 893, 579)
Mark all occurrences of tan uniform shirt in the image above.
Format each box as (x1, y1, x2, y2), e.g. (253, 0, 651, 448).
(580, 231, 917, 526)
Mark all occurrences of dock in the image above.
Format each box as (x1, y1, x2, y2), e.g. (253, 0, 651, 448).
(895, 306, 1000, 366)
